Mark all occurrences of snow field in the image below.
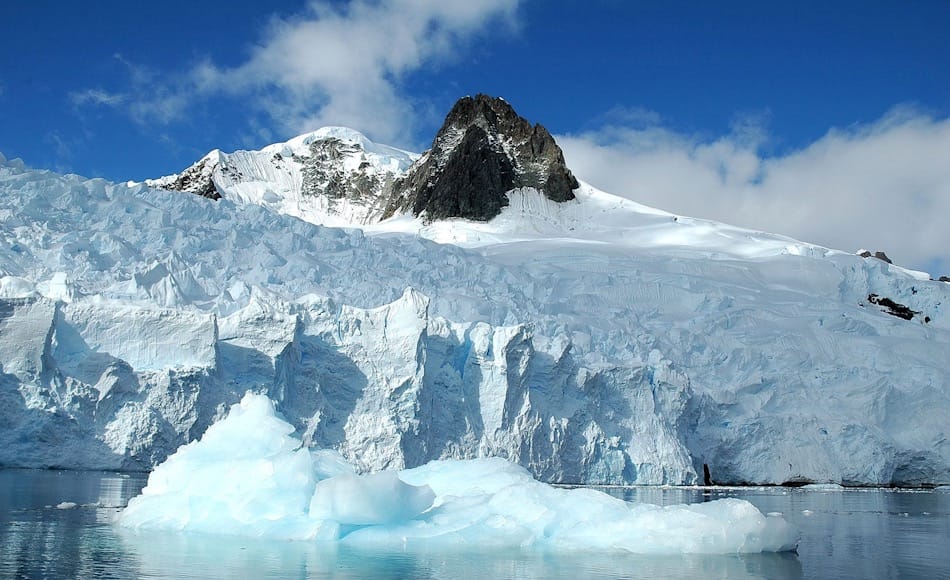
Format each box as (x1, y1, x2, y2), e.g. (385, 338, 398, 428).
(1, 139, 949, 486)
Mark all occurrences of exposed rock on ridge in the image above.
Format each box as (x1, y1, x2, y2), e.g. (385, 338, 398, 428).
(858, 250, 893, 264)
(155, 156, 223, 200)
(148, 96, 578, 224)
(146, 128, 416, 226)
(385, 94, 579, 221)
(298, 137, 397, 218)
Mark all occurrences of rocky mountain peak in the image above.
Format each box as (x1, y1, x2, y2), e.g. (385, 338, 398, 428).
(149, 95, 578, 224)
(385, 94, 579, 221)
(438, 94, 531, 147)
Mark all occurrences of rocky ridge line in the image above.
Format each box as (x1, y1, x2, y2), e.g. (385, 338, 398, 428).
(149, 95, 579, 224)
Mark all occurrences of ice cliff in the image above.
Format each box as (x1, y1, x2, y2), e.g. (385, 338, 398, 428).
(1, 95, 949, 486)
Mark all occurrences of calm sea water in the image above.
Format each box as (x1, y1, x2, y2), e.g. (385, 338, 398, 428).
(1, 470, 948, 579)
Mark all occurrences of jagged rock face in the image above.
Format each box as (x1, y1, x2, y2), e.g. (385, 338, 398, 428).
(386, 94, 579, 221)
(297, 137, 396, 217)
(157, 158, 222, 200)
(149, 96, 577, 224)
(407, 126, 517, 220)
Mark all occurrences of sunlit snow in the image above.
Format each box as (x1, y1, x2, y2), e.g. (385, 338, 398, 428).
(1, 137, 948, 486)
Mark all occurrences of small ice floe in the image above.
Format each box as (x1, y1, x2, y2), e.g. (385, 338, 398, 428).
(55, 502, 78, 510)
(800, 483, 844, 491)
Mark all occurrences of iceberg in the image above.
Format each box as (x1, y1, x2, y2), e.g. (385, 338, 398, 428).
(117, 393, 799, 554)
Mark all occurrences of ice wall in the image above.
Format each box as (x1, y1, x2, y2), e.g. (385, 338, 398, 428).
(1, 155, 949, 485)
(0, 288, 696, 482)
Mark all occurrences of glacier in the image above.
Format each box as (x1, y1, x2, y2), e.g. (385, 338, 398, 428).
(116, 392, 799, 553)
(1, 136, 949, 486)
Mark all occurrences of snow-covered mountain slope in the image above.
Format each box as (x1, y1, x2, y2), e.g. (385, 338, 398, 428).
(2, 148, 948, 486)
(145, 127, 417, 226)
(146, 95, 581, 226)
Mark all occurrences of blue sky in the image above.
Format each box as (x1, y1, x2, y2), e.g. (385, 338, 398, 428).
(1, 0, 949, 272)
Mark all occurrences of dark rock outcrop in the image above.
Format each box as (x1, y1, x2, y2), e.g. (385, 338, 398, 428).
(385, 94, 579, 221)
(858, 250, 893, 264)
(298, 137, 395, 219)
(157, 158, 222, 200)
(867, 293, 921, 321)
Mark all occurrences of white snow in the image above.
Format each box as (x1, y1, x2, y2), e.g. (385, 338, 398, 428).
(1, 132, 949, 486)
(368, 184, 842, 261)
(144, 127, 418, 227)
(117, 393, 799, 553)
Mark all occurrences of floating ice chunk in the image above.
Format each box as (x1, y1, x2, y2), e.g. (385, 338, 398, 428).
(55, 502, 78, 510)
(118, 393, 329, 540)
(117, 393, 798, 553)
(387, 459, 799, 554)
(801, 483, 844, 491)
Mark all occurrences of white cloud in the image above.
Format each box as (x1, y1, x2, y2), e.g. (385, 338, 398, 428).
(70, 88, 127, 107)
(44, 131, 73, 161)
(558, 108, 950, 274)
(69, 55, 192, 126)
(207, 0, 519, 143)
(75, 0, 519, 145)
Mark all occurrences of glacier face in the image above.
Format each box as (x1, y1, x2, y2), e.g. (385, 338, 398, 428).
(1, 147, 949, 485)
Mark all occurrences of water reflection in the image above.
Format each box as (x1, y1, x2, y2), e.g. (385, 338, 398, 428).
(114, 530, 803, 580)
(1, 471, 948, 580)
(602, 485, 950, 580)
(0, 469, 149, 579)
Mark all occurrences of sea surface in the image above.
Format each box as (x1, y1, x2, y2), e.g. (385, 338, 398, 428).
(1, 470, 948, 579)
